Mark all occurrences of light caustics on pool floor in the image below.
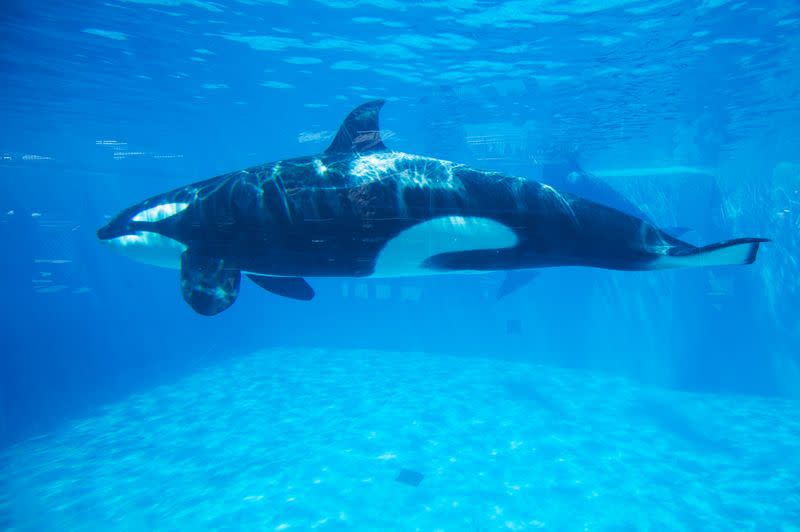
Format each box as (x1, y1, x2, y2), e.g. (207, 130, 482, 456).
(2, 348, 799, 530)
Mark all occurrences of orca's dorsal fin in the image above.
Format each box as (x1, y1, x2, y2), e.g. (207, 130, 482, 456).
(325, 100, 388, 154)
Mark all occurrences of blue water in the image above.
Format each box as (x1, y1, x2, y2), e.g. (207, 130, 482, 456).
(2, 0, 800, 529)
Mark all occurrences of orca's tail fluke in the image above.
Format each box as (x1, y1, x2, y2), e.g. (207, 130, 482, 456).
(657, 237, 769, 269)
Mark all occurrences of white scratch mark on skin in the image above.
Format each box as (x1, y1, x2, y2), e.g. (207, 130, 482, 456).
(313, 158, 328, 175)
(541, 183, 579, 229)
(272, 163, 293, 222)
(350, 152, 462, 190)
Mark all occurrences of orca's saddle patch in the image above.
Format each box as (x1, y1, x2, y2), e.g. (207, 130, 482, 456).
(180, 251, 241, 316)
(395, 468, 424, 487)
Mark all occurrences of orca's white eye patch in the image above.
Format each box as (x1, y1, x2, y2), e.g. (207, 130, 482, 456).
(132, 202, 189, 222)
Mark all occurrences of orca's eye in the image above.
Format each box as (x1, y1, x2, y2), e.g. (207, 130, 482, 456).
(132, 202, 189, 222)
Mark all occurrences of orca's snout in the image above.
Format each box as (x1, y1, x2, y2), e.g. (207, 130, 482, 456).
(97, 223, 113, 240)
(97, 219, 127, 241)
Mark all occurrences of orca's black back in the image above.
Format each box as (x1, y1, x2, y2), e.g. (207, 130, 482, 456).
(174, 151, 661, 276)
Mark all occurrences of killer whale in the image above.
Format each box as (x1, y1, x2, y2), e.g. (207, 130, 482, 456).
(493, 156, 693, 300)
(97, 100, 768, 316)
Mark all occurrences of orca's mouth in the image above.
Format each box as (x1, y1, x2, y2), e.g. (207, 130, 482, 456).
(97, 218, 141, 241)
(97, 222, 127, 241)
(99, 201, 190, 241)
(96, 223, 114, 240)
(97, 214, 139, 241)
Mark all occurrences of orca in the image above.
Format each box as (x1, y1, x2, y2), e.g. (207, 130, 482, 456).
(97, 100, 768, 316)
(492, 156, 691, 300)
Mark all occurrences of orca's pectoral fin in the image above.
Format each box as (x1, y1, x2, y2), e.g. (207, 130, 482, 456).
(247, 274, 315, 301)
(180, 252, 241, 316)
(497, 270, 540, 300)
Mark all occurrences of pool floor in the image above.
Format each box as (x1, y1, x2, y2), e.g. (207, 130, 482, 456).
(2, 348, 799, 530)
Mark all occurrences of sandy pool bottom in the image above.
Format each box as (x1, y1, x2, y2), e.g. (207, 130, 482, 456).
(2, 348, 799, 530)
